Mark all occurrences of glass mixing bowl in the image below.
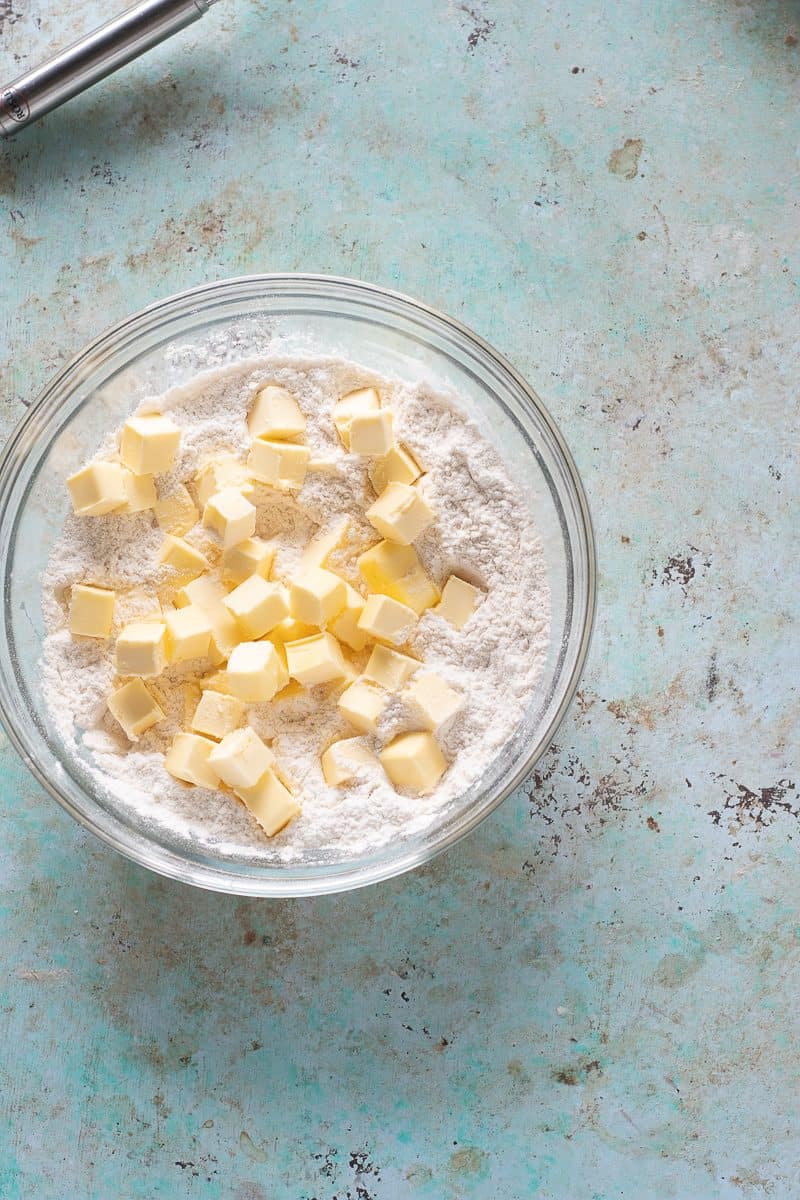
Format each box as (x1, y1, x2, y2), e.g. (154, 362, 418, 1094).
(0, 275, 595, 896)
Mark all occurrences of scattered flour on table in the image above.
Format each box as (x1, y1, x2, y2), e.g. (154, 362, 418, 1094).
(41, 355, 550, 863)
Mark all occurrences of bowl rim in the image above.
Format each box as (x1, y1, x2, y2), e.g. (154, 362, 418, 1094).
(0, 273, 596, 896)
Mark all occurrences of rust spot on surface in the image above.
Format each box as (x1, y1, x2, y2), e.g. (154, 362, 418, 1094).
(458, 4, 495, 52)
(125, 183, 270, 271)
(708, 777, 798, 830)
(552, 1060, 602, 1086)
(10, 226, 43, 252)
(706, 651, 719, 701)
(506, 1059, 531, 1086)
(606, 697, 656, 732)
(333, 48, 359, 68)
(239, 1130, 267, 1163)
(656, 548, 711, 595)
(608, 137, 644, 179)
(0, 156, 17, 195)
(654, 951, 703, 987)
(663, 554, 695, 587)
(449, 1147, 486, 1175)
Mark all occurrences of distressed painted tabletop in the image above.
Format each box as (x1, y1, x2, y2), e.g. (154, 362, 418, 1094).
(1, 1, 799, 1196)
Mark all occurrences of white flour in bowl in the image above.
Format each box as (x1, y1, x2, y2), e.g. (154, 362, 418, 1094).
(41, 355, 550, 862)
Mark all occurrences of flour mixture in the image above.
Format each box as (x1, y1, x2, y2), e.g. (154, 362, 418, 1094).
(41, 355, 550, 861)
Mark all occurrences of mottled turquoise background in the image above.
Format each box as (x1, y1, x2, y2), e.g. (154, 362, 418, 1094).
(1, 1, 799, 1196)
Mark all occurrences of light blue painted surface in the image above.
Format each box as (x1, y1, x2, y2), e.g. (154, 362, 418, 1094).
(1, 1, 799, 1196)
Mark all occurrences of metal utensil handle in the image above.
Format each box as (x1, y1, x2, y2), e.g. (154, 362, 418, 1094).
(0, 0, 218, 137)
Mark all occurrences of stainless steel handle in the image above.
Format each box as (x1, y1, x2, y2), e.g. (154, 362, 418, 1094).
(0, 0, 219, 137)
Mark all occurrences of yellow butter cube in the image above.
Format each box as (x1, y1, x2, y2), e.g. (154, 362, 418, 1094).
(226, 640, 288, 702)
(333, 387, 380, 449)
(67, 461, 127, 516)
(349, 409, 394, 456)
(139, 608, 165, 624)
(190, 690, 244, 740)
(222, 537, 275, 584)
(358, 540, 440, 615)
(285, 632, 349, 686)
(164, 605, 212, 662)
(307, 456, 342, 475)
(247, 439, 309, 490)
(329, 583, 368, 651)
(224, 576, 289, 639)
(290, 567, 347, 626)
(268, 616, 320, 647)
(404, 672, 463, 730)
(208, 726, 276, 789)
(158, 534, 208, 578)
(119, 469, 156, 514)
(200, 670, 231, 694)
(300, 516, 351, 570)
(368, 444, 422, 494)
(154, 484, 198, 535)
(321, 738, 375, 786)
(107, 678, 165, 741)
(435, 575, 482, 629)
(357, 593, 418, 646)
(182, 681, 202, 726)
(380, 731, 447, 794)
(366, 482, 434, 545)
(203, 486, 257, 548)
(248, 384, 307, 440)
(273, 679, 305, 702)
(120, 414, 181, 476)
(115, 621, 167, 677)
(235, 769, 300, 837)
(195, 456, 253, 508)
(337, 677, 388, 733)
(173, 578, 239, 661)
(165, 731, 220, 788)
(69, 584, 115, 639)
(363, 644, 420, 690)
(173, 573, 225, 610)
(207, 618, 241, 663)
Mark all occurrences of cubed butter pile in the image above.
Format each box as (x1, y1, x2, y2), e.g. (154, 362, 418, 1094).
(64, 381, 486, 842)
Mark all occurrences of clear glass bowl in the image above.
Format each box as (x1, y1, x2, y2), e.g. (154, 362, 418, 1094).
(0, 275, 595, 896)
